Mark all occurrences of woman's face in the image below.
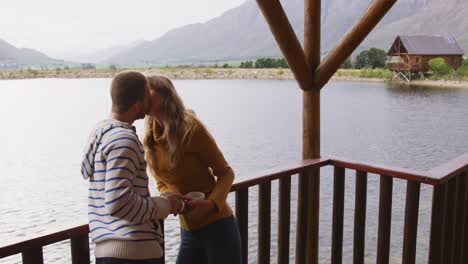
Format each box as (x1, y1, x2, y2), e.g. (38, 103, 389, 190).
(148, 86, 164, 118)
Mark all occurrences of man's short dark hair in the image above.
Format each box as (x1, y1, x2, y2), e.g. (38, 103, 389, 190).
(111, 71, 148, 113)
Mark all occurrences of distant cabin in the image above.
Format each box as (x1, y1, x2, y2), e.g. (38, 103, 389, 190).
(387, 35, 464, 73)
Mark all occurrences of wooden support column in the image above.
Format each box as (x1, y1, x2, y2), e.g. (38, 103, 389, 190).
(256, 0, 314, 91)
(315, 0, 397, 88)
(303, 0, 321, 264)
(254, 0, 397, 263)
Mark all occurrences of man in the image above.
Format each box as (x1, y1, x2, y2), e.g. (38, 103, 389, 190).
(81, 71, 182, 264)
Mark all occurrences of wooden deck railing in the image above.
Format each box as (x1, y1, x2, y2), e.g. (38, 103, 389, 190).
(2, 153, 468, 264)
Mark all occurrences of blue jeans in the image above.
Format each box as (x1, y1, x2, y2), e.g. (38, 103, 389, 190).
(96, 258, 163, 264)
(176, 216, 242, 264)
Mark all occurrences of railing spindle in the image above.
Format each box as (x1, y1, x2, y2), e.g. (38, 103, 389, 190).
(22, 248, 43, 264)
(462, 173, 468, 264)
(236, 189, 249, 264)
(278, 176, 291, 264)
(377, 175, 393, 264)
(454, 173, 466, 263)
(295, 172, 309, 264)
(428, 183, 448, 264)
(258, 182, 272, 264)
(402, 181, 420, 264)
(353, 171, 367, 264)
(71, 234, 90, 264)
(443, 178, 457, 264)
(331, 166, 345, 264)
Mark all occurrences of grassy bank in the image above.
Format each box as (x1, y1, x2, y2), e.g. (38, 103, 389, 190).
(0, 67, 393, 81)
(2, 67, 468, 89)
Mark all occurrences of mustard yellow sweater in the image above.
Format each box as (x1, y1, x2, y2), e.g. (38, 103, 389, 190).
(146, 117, 235, 230)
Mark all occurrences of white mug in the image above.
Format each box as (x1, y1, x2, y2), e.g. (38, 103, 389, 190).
(185, 191, 205, 200)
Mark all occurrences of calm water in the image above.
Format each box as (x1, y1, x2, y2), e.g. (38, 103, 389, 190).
(1, 79, 468, 264)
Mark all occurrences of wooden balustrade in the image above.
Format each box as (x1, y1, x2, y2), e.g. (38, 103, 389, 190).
(2, 154, 468, 264)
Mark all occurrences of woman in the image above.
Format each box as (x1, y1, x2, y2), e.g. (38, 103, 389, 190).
(143, 75, 241, 264)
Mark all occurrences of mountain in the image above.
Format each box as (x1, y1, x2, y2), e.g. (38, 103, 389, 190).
(107, 0, 467, 65)
(68, 40, 148, 64)
(363, 0, 468, 51)
(0, 39, 64, 69)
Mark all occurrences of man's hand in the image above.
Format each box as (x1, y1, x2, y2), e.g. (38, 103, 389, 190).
(168, 196, 185, 215)
(161, 192, 186, 215)
(184, 199, 216, 220)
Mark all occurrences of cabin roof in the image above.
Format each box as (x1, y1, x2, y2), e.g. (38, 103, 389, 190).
(388, 35, 464, 56)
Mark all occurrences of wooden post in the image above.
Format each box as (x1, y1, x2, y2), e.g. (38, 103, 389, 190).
(402, 181, 421, 264)
(22, 248, 43, 264)
(71, 234, 90, 264)
(429, 184, 448, 264)
(258, 182, 272, 264)
(236, 189, 249, 264)
(255, 0, 314, 91)
(331, 167, 345, 264)
(354, 171, 368, 264)
(377, 175, 393, 264)
(278, 177, 291, 264)
(253, 0, 398, 263)
(303, 0, 321, 263)
(314, 0, 397, 88)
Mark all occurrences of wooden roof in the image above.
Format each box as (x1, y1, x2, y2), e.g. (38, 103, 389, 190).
(388, 35, 464, 56)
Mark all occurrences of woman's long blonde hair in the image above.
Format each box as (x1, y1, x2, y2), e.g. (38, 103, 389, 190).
(143, 75, 195, 168)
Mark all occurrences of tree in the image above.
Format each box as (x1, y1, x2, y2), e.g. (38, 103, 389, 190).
(109, 64, 118, 71)
(340, 57, 353, 69)
(255, 58, 281, 68)
(355, 48, 387, 69)
(276, 58, 289, 68)
(222, 63, 230, 68)
(429, 58, 453, 76)
(81, 63, 96, 70)
(240, 60, 254, 68)
(462, 58, 468, 66)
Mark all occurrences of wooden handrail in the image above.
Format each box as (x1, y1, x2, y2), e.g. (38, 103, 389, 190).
(329, 152, 468, 186)
(230, 158, 329, 192)
(428, 152, 468, 183)
(329, 157, 434, 184)
(0, 225, 89, 258)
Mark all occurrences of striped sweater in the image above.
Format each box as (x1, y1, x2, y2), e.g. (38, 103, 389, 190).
(81, 119, 170, 260)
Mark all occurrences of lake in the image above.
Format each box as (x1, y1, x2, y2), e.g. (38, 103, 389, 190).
(1, 79, 468, 263)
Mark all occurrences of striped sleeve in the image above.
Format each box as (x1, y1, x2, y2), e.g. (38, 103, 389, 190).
(103, 137, 171, 223)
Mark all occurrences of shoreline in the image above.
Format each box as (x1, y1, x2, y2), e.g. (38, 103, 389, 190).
(1, 68, 468, 89)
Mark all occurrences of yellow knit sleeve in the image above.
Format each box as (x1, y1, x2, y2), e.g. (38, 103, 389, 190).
(191, 121, 235, 212)
(156, 179, 174, 194)
(148, 166, 175, 194)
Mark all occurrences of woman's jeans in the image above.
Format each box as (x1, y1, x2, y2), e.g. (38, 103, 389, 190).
(176, 216, 242, 264)
(96, 258, 163, 264)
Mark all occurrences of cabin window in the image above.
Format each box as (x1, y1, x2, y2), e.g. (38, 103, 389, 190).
(415, 57, 420, 63)
(403, 57, 409, 63)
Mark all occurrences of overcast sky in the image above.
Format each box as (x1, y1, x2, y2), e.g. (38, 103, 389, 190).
(0, 0, 247, 59)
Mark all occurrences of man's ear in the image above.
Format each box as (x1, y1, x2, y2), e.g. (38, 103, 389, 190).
(130, 101, 140, 113)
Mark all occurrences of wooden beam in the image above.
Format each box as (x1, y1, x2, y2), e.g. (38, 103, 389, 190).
(314, 0, 397, 89)
(304, 0, 321, 72)
(256, 0, 314, 91)
(303, 0, 321, 263)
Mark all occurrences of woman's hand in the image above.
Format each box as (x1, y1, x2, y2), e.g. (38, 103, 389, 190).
(184, 199, 216, 219)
